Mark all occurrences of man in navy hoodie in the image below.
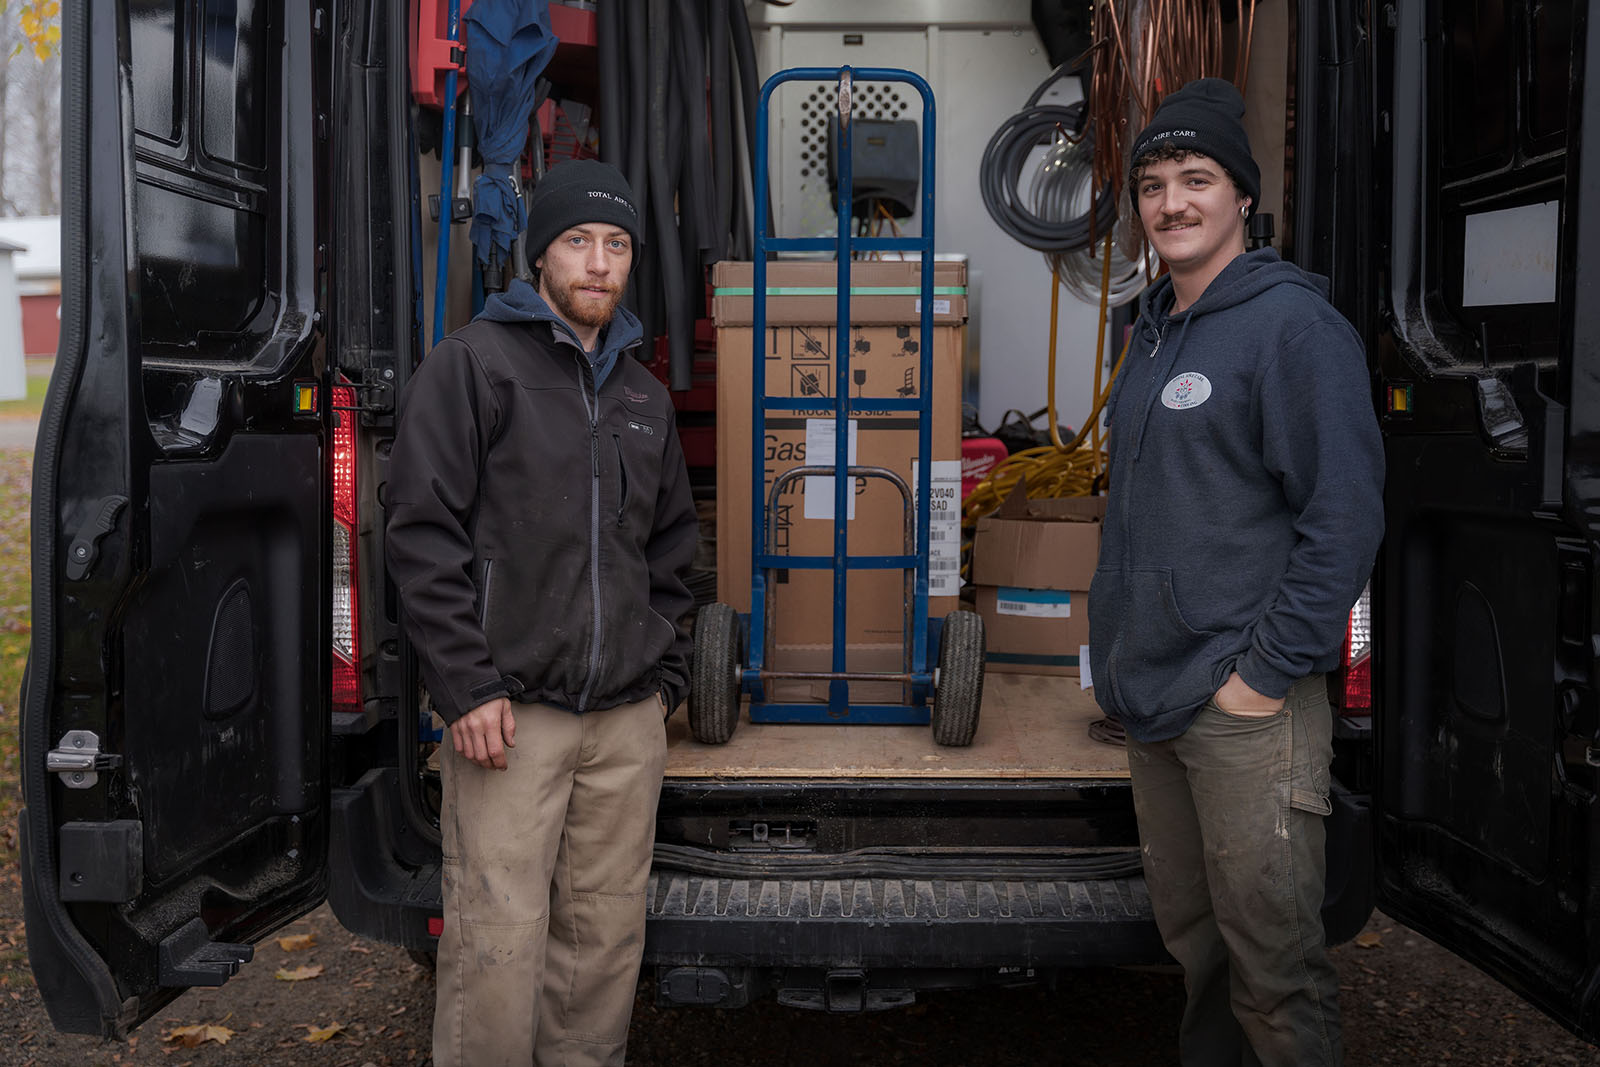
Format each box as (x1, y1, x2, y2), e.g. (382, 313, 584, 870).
(387, 159, 697, 1067)
(1088, 79, 1384, 1066)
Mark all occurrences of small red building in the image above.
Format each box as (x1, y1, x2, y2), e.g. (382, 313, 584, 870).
(0, 216, 61, 357)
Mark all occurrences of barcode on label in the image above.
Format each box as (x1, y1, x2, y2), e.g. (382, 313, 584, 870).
(928, 528, 954, 541)
(994, 587, 1071, 618)
(930, 559, 960, 571)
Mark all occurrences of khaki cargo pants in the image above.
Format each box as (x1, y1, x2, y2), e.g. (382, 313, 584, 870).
(433, 695, 667, 1067)
(1125, 674, 1341, 1067)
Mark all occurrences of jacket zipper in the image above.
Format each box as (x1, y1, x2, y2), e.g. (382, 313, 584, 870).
(613, 435, 629, 526)
(577, 355, 603, 713)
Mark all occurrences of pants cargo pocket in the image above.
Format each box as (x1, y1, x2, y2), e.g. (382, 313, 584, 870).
(1289, 675, 1334, 816)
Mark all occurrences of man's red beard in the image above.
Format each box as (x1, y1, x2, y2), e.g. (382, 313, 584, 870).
(549, 279, 624, 329)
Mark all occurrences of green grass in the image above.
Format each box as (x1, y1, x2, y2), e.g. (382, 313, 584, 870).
(0, 448, 30, 840)
(0, 370, 48, 419)
(0, 447, 29, 990)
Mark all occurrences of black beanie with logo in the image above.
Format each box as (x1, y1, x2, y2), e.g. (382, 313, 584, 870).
(524, 159, 642, 267)
(1127, 77, 1261, 219)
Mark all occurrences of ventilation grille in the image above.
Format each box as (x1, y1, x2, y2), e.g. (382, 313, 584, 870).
(797, 83, 911, 178)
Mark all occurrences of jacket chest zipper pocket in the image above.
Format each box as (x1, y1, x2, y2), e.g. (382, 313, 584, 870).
(613, 434, 629, 526)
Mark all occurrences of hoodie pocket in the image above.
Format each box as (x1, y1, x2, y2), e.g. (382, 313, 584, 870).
(1100, 567, 1221, 723)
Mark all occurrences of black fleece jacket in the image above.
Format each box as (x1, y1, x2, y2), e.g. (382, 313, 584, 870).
(386, 284, 697, 724)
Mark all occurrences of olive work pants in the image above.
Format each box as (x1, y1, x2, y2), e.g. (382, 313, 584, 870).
(432, 695, 667, 1067)
(1125, 674, 1342, 1067)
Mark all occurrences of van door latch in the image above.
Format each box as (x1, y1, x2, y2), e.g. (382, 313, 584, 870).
(46, 730, 122, 789)
(66, 495, 128, 581)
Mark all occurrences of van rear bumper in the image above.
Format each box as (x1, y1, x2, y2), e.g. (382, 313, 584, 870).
(327, 768, 1372, 982)
(645, 863, 1168, 970)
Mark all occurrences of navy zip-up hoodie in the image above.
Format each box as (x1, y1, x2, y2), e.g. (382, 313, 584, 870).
(1088, 248, 1384, 743)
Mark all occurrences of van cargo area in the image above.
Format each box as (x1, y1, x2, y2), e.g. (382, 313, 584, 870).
(662, 675, 1124, 780)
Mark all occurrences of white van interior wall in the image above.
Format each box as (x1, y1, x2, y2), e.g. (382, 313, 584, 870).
(747, 2, 1112, 436)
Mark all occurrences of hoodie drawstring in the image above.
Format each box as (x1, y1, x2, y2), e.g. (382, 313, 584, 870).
(1131, 313, 1193, 461)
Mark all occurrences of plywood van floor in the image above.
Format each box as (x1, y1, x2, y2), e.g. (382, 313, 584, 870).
(664, 672, 1130, 779)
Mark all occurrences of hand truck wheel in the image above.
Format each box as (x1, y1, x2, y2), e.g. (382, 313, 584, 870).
(932, 610, 985, 747)
(690, 603, 742, 744)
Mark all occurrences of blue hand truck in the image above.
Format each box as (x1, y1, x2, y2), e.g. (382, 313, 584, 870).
(689, 66, 986, 748)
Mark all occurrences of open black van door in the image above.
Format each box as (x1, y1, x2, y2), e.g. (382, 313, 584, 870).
(1372, 0, 1600, 1043)
(19, 1, 330, 1037)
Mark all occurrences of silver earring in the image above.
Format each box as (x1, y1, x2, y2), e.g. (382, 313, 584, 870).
(1240, 205, 1248, 217)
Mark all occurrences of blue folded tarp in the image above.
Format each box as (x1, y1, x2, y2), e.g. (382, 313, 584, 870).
(464, 0, 558, 276)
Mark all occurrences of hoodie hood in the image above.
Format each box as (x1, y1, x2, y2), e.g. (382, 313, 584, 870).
(477, 278, 644, 389)
(1140, 246, 1329, 324)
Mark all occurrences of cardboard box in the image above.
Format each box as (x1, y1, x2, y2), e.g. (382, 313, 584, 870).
(972, 485, 1105, 677)
(975, 586, 1089, 677)
(712, 260, 966, 693)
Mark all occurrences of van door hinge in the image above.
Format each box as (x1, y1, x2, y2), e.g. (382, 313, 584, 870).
(332, 375, 394, 416)
(46, 730, 121, 789)
(65, 495, 128, 581)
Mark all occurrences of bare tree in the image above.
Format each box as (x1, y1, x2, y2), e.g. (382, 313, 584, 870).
(0, 15, 20, 216)
(0, 23, 59, 218)
(25, 50, 57, 215)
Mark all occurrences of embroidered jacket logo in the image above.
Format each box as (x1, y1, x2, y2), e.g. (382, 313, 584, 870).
(624, 386, 650, 403)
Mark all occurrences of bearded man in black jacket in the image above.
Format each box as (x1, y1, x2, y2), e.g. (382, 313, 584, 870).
(387, 159, 697, 1067)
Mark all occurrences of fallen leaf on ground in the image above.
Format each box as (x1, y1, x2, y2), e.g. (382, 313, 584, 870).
(301, 1021, 346, 1043)
(274, 964, 326, 981)
(276, 933, 316, 952)
(1354, 931, 1383, 949)
(163, 1023, 235, 1048)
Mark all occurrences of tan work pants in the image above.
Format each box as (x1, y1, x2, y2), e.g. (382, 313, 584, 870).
(432, 695, 667, 1067)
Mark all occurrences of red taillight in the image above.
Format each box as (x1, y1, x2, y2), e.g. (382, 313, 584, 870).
(332, 383, 361, 715)
(1336, 582, 1372, 715)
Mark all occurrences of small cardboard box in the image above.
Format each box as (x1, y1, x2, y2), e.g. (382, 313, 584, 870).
(972, 485, 1105, 677)
(712, 260, 966, 686)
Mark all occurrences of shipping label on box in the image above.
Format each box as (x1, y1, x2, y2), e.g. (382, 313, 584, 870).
(913, 459, 962, 597)
(994, 586, 1071, 618)
(803, 418, 858, 520)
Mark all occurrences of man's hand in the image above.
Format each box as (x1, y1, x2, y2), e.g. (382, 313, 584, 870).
(1214, 672, 1285, 718)
(451, 697, 517, 770)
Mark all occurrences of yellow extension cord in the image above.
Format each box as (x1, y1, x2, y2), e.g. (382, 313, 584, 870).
(959, 231, 1131, 567)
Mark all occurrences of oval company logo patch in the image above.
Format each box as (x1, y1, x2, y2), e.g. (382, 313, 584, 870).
(1161, 371, 1212, 410)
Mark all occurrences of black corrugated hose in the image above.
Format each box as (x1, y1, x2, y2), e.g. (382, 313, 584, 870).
(728, 0, 772, 250)
(708, 0, 733, 261)
(645, 0, 691, 388)
(582, 0, 762, 389)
